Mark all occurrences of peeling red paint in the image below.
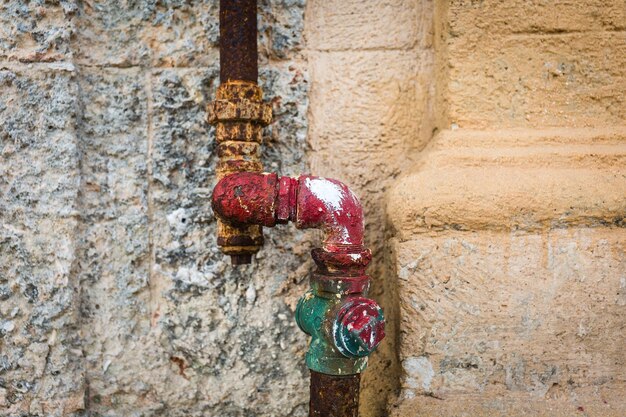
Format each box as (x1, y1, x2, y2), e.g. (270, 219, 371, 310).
(337, 298, 385, 352)
(213, 171, 386, 373)
(212, 172, 366, 260)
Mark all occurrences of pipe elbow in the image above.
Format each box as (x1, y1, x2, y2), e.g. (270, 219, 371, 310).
(212, 172, 365, 252)
(295, 175, 364, 251)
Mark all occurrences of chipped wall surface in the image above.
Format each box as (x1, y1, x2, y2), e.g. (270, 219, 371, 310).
(1, 1, 312, 416)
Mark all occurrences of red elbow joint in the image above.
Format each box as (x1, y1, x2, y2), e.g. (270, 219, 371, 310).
(212, 172, 365, 252)
(296, 175, 364, 250)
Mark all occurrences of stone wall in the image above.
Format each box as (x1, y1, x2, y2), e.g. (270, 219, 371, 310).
(2, 1, 624, 416)
(1, 1, 311, 416)
(387, 1, 626, 415)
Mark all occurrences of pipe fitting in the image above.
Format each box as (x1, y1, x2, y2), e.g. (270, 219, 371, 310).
(295, 288, 385, 375)
(208, 83, 272, 264)
(212, 171, 385, 375)
(212, 173, 366, 255)
(334, 297, 385, 359)
(212, 1, 378, 412)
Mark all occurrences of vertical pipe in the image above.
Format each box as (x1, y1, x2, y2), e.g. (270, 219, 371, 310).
(220, 0, 258, 83)
(212, 2, 378, 414)
(309, 371, 361, 417)
(212, 0, 267, 265)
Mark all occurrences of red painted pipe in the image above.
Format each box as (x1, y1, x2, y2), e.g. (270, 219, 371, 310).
(212, 172, 366, 258)
(213, 172, 379, 417)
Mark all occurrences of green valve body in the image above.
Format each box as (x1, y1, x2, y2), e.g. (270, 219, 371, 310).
(296, 271, 385, 376)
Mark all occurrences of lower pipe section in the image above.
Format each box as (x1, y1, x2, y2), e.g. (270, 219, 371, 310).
(310, 371, 360, 417)
(212, 172, 385, 414)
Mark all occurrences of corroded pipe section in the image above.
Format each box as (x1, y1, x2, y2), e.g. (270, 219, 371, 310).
(219, 0, 258, 83)
(208, 83, 271, 264)
(309, 371, 360, 417)
(209, 0, 272, 265)
(212, 173, 366, 253)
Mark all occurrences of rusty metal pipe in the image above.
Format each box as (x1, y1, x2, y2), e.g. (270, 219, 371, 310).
(219, 0, 258, 83)
(209, 2, 385, 415)
(209, 0, 270, 265)
(310, 371, 360, 417)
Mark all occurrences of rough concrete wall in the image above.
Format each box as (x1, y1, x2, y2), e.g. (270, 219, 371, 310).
(1, 1, 311, 416)
(0, 64, 85, 415)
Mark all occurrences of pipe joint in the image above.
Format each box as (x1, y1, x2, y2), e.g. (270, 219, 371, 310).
(208, 82, 273, 264)
(295, 283, 385, 375)
(212, 172, 367, 262)
(212, 171, 385, 374)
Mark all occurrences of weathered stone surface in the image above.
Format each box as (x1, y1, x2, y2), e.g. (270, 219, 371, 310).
(0, 67, 85, 415)
(259, 0, 306, 60)
(0, 1, 77, 63)
(77, 67, 153, 415)
(74, 0, 305, 67)
(74, 1, 218, 67)
(2, 0, 310, 415)
(390, 228, 626, 416)
(306, 0, 418, 51)
(448, 0, 626, 36)
(387, 128, 626, 240)
(386, 1, 626, 415)
(4, 0, 624, 416)
(445, 1, 626, 128)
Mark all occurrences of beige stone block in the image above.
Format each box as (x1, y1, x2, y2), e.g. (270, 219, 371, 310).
(306, 0, 418, 51)
(448, 0, 626, 36)
(390, 385, 626, 417)
(387, 126, 626, 415)
(387, 128, 626, 240)
(390, 227, 626, 415)
(446, 32, 626, 128)
(308, 50, 421, 178)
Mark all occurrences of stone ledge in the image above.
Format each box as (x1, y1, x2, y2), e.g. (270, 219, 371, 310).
(390, 385, 626, 417)
(387, 128, 626, 240)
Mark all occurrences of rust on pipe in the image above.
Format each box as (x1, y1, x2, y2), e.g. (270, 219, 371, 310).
(220, 0, 258, 83)
(208, 83, 271, 264)
(210, 0, 270, 265)
(230, 253, 253, 265)
(211, 1, 381, 414)
(309, 371, 361, 417)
